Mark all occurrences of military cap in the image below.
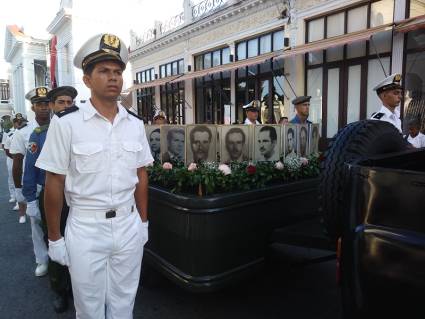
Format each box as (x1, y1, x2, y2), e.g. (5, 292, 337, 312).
(373, 73, 402, 95)
(25, 86, 50, 103)
(13, 113, 28, 122)
(47, 86, 78, 101)
(292, 95, 311, 106)
(153, 110, 166, 120)
(243, 100, 260, 112)
(74, 33, 129, 71)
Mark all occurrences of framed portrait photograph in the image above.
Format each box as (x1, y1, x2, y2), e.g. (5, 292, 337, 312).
(160, 125, 186, 163)
(297, 124, 309, 157)
(309, 124, 320, 154)
(145, 125, 161, 162)
(253, 125, 281, 162)
(185, 124, 217, 164)
(282, 124, 297, 160)
(219, 125, 250, 163)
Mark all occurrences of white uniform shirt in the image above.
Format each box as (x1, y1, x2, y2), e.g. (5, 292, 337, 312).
(2, 128, 15, 150)
(10, 121, 37, 155)
(407, 132, 425, 148)
(36, 100, 154, 211)
(244, 118, 260, 125)
(10, 121, 38, 181)
(370, 105, 402, 133)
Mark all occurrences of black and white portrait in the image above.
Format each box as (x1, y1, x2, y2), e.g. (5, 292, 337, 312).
(160, 125, 185, 163)
(145, 125, 161, 162)
(254, 125, 281, 162)
(283, 124, 297, 160)
(186, 125, 217, 164)
(309, 124, 320, 154)
(220, 125, 249, 163)
(297, 124, 309, 157)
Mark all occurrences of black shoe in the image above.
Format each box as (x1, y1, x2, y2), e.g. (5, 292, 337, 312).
(53, 293, 68, 313)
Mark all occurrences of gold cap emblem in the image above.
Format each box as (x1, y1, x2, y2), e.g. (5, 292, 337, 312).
(37, 87, 47, 97)
(394, 74, 401, 83)
(102, 34, 120, 49)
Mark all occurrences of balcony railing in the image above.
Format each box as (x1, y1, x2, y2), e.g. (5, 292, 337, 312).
(161, 12, 185, 34)
(131, 0, 228, 50)
(192, 0, 225, 19)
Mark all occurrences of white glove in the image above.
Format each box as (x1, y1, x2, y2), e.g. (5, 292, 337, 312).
(26, 200, 41, 219)
(15, 188, 26, 203)
(141, 220, 149, 245)
(48, 237, 70, 266)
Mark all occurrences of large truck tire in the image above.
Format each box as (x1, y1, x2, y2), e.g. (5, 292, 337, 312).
(319, 120, 408, 242)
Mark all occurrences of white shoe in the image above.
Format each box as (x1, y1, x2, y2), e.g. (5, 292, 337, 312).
(9, 197, 16, 203)
(13, 203, 19, 211)
(19, 215, 26, 224)
(35, 263, 48, 277)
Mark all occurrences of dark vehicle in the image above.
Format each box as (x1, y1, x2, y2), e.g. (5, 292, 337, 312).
(339, 149, 425, 318)
(274, 120, 424, 317)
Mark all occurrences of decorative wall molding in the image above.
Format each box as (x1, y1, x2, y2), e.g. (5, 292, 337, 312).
(129, 0, 281, 60)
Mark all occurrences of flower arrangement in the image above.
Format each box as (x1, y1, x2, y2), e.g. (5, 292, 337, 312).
(148, 153, 321, 196)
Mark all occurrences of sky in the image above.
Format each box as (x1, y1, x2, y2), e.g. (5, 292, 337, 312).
(0, 0, 192, 78)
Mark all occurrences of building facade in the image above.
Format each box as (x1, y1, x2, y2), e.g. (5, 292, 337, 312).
(129, 0, 286, 125)
(4, 25, 49, 120)
(129, 0, 425, 141)
(0, 79, 13, 117)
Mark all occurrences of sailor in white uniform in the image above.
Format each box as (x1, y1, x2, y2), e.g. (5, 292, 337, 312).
(36, 33, 153, 319)
(370, 73, 403, 133)
(2, 118, 16, 203)
(243, 100, 261, 125)
(10, 89, 50, 276)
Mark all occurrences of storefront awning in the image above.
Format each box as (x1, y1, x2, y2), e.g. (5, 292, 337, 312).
(170, 50, 283, 83)
(275, 23, 393, 60)
(395, 14, 425, 33)
(123, 74, 182, 93)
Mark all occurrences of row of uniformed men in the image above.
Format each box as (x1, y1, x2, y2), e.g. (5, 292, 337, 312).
(243, 73, 424, 148)
(3, 85, 77, 313)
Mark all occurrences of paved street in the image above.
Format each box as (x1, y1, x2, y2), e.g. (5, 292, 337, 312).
(0, 151, 341, 319)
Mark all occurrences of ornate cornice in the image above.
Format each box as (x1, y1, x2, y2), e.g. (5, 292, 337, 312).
(130, 0, 281, 60)
(47, 8, 72, 34)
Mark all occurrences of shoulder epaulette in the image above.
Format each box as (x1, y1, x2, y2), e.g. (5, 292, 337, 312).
(34, 124, 49, 134)
(372, 112, 384, 119)
(18, 124, 27, 130)
(126, 109, 143, 121)
(56, 105, 79, 118)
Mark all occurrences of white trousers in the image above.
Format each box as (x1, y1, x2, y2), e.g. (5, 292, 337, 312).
(30, 216, 49, 264)
(6, 157, 15, 199)
(66, 208, 147, 319)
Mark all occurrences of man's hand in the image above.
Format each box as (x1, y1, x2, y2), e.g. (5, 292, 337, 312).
(26, 200, 41, 219)
(48, 237, 70, 266)
(15, 188, 26, 203)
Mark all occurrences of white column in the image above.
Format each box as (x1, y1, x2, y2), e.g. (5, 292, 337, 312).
(184, 79, 194, 124)
(391, 0, 406, 75)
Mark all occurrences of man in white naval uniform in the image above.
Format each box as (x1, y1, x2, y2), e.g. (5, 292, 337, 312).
(243, 100, 261, 125)
(36, 33, 153, 319)
(2, 117, 17, 204)
(10, 88, 50, 277)
(370, 73, 403, 133)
